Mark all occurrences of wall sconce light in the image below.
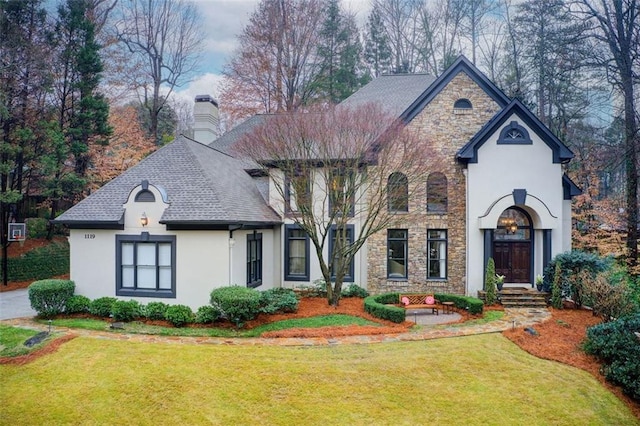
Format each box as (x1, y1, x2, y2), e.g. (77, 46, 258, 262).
(140, 212, 148, 227)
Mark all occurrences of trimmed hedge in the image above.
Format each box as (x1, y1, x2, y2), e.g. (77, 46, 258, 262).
(583, 314, 640, 401)
(195, 305, 221, 324)
(112, 300, 142, 322)
(210, 286, 261, 327)
(2, 240, 70, 282)
(28, 279, 75, 318)
(364, 293, 405, 323)
(89, 297, 118, 318)
(435, 293, 484, 315)
(144, 302, 169, 320)
(165, 305, 194, 327)
(65, 295, 91, 314)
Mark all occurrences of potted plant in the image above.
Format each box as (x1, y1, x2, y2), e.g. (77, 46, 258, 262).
(535, 274, 544, 291)
(496, 274, 505, 291)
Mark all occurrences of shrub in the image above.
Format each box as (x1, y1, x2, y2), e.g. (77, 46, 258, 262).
(342, 284, 369, 298)
(26, 218, 49, 239)
(28, 279, 75, 318)
(584, 314, 640, 401)
(65, 295, 91, 314)
(259, 288, 299, 314)
(1, 240, 70, 282)
(484, 257, 497, 305)
(144, 302, 169, 320)
(551, 263, 563, 309)
(210, 286, 261, 327)
(543, 250, 613, 307)
(195, 305, 221, 324)
(364, 293, 405, 323)
(165, 305, 194, 327)
(111, 300, 142, 322)
(435, 294, 484, 315)
(89, 297, 118, 318)
(581, 272, 638, 321)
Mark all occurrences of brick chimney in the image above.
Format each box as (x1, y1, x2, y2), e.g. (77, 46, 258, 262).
(193, 95, 220, 144)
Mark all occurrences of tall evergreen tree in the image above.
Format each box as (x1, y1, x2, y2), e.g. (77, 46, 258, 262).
(364, 3, 392, 77)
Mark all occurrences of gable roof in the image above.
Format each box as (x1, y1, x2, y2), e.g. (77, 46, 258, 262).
(54, 136, 281, 229)
(456, 98, 575, 164)
(339, 73, 436, 117)
(209, 114, 272, 154)
(401, 56, 510, 122)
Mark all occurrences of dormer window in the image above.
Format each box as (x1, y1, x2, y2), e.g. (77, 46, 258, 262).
(498, 121, 532, 144)
(135, 190, 155, 202)
(454, 98, 472, 114)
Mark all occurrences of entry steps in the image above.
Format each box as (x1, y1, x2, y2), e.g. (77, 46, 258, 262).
(478, 287, 548, 307)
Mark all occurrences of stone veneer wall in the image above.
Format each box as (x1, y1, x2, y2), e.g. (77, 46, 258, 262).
(367, 72, 503, 296)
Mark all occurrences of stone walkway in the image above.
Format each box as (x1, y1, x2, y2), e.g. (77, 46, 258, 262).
(1, 308, 551, 347)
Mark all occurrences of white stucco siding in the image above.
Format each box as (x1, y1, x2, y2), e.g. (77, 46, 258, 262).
(69, 229, 117, 300)
(465, 115, 567, 295)
(230, 229, 279, 290)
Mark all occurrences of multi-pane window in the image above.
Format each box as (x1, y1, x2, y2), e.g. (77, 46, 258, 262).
(285, 170, 310, 213)
(388, 172, 408, 212)
(329, 225, 354, 282)
(427, 172, 447, 213)
(387, 229, 408, 279)
(427, 230, 447, 279)
(329, 169, 355, 216)
(247, 232, 262, 287)
(285, 225, 309, 281)
(116, 234, 175, 298)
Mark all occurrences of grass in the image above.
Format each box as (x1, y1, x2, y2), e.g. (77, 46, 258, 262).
(0, 324, 53, 357)
(42, 314, 382, 338)
(450, 309, 504, 326)
(0, 333, 636, 425)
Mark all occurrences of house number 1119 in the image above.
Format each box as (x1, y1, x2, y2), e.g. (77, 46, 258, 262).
(84, 234, 96, 239)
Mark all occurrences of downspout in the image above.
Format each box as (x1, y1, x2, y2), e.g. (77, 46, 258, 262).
(463, 168, 470, 296)
(229, 225, 242, 285)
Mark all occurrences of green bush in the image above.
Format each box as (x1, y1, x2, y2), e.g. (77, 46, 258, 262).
(434, 293, 484, 315)
(1, 240, 70, 282)
(165, 305, 194, 327)
(195, 305, 221, 324)
(259, 288, 299, 314)
(89, 297, 118, 318)
(484, 258, 497, 305)
(144, 302, 169, 320)
(65, 295, 91, 314)
(112, 300, 142, 322)
(210, 286, 261, 327)
(28, 279, 75, 318)
(364, 293, 405, 323)
(26, 218, 49, 239)
(583, 314, 640, 401)
(543, 251, 613, 307)
(342, 284, 369, 298)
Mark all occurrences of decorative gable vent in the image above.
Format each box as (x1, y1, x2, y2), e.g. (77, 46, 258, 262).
(498, 121, 532, 145)
(454, 98, 472, 114)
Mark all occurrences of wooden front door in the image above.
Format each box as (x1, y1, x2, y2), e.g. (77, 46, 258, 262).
(493, 242, 530, 283)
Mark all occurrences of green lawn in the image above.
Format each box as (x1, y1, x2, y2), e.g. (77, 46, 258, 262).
(0, 334, 637, 425)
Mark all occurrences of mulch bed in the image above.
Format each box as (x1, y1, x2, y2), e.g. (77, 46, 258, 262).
(0, 334, 78, 366)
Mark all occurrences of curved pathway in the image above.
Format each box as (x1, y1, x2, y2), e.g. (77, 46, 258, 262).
(2, 308, 551, 347)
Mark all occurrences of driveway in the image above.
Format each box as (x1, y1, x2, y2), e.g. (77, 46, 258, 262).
(0, 289, 36, 320)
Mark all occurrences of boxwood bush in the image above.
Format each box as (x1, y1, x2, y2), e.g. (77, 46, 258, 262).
(89, 297, 118, 318)
(364, 293, 405, 323)
(65, 295, 91, 314)
(144, 302, 169, 320)
(195, 305, 221, 324)
(28, 279, 75, 318)
(112, 300, 142, 322)
(435, 293, 484, 315)
(259, 288, 299, 314)
(583, 313, 640, 401)
(165, 305, 194, 327)
(210, 286, 261, 327)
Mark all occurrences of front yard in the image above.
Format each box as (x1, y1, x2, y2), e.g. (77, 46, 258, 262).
(0, 333, 636, 425)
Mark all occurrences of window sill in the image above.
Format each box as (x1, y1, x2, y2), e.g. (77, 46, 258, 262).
(116, 289, 176, 298)
(386, 277, 408, 282)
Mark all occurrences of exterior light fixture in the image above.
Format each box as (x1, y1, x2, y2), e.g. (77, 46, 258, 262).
(140, 212, 148, 227)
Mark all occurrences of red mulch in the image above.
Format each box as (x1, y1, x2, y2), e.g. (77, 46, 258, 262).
(503, 308, 640, 419)
(0, 334, 78, 365)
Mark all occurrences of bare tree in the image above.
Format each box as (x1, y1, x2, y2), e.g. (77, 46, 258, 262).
(221, 0, 323, 124)
(373, 0, 421, 73)
(573, 0, 639, 275)
(115, 0, 203, 144)
(235, 104, 432, 306)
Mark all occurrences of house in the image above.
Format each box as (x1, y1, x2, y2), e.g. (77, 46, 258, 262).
(54, 57, 580, 309)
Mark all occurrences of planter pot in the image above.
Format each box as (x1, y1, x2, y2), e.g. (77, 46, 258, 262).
(536, 284, 543, 291)
(496, 283, 504, 291)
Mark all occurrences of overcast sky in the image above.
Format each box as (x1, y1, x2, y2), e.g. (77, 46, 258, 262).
(177, 0, 371, 104)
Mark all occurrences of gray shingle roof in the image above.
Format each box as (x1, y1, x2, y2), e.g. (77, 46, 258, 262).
(340, 74, 436, 117)
(55, 136, 281, 227)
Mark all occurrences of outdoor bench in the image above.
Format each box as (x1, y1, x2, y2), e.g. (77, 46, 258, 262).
(398, 294, 439, 315)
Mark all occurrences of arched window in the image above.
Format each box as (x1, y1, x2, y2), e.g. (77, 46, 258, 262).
(427, 173, 447, 213)
(498, 121, 531, 144)
(135, 189, 155, 202)
(388, 172, 408, 212)
(454, 98, 472, 109)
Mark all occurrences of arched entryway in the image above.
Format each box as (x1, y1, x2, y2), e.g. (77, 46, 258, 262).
(493, 207, 532, 283)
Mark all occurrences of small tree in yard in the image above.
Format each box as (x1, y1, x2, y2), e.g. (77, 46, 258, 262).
(484, 257, 497, 305)
(236, 104, 431, 306)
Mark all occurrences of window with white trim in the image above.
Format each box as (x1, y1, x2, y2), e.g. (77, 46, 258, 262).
(116, 234, 175, 298)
